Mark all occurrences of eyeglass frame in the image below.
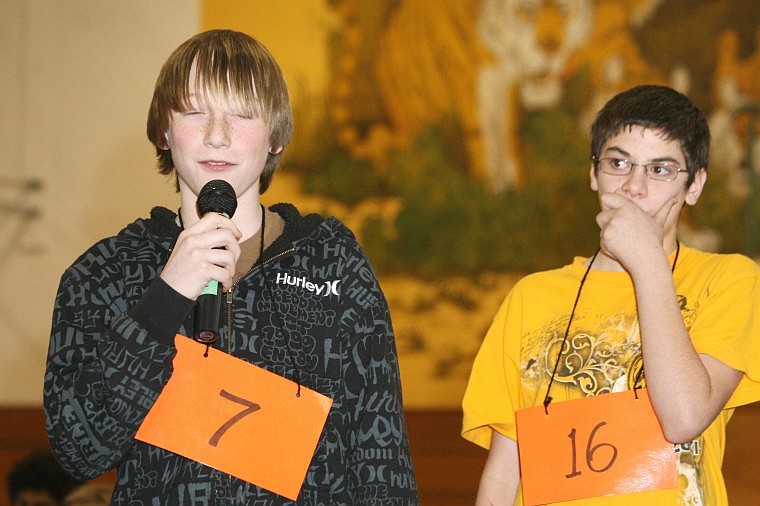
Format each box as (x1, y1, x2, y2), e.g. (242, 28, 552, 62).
(591, 156, 689, 182)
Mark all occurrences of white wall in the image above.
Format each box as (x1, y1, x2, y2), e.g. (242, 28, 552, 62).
(0, 0, 200, 405)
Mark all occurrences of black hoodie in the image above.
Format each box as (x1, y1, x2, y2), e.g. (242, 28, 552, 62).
(44, 203, 418, 505)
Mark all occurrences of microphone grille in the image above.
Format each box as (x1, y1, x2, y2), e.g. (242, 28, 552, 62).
(197, 179, 238, 218)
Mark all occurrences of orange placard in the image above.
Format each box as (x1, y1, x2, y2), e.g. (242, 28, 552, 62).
(516, 389, 677, 505)
(135, 334, 333, 500)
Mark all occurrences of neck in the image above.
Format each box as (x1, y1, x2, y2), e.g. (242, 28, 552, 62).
(232, 199, 264, 242)
(588, 251, 625, 272)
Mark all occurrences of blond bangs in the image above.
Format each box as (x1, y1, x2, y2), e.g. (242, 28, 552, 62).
(147, 30, 293, 191)
(187, 46, 262, 119)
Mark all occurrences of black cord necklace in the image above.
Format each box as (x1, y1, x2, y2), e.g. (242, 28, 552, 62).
(542, 242, 680, 413)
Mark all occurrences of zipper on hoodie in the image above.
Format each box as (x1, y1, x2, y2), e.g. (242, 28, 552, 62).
(221, 246, 296, 497)
(225, 247, 295, 355)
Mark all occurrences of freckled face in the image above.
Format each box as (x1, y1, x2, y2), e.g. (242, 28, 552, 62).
(164, 69, 274, 211)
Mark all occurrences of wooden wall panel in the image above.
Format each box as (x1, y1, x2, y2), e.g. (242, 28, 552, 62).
(406, 410, 485, 505)
(0, 408, 50, 506)
(1, 406, 758, 505)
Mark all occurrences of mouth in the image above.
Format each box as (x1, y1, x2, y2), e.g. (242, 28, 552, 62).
(200, 160, 235, 171)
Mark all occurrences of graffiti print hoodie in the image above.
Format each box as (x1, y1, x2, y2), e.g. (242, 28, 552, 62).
(44, 203, 418, 505)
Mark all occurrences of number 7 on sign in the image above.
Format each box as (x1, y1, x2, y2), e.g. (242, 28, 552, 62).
(209, 389, 261, 447)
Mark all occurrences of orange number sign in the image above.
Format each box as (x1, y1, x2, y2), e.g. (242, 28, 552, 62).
(136, 335, 333, 501)
(516, 389, 677, 505)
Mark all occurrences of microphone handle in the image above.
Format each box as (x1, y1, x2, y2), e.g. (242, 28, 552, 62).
(193, 279, 223, 343)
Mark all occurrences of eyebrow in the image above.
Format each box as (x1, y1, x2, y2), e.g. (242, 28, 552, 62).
(603, 146, 681, 164)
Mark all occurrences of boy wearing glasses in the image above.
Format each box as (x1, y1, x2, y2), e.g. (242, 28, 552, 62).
(462, 85, 760, 504)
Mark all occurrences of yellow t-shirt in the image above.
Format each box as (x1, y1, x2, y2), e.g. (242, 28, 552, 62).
(462, 246, 760, 505)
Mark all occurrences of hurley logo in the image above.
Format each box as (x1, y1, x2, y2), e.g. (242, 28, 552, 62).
(274, 272, 340, 297)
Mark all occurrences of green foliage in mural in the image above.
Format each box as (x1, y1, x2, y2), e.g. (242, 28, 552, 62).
(304, 157, 385, 206)
(690, 161, 760, 257)
(362, 110, 596, 276)
(297, 104, 760, 276)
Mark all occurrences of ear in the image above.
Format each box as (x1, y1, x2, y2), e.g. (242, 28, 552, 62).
(684, 168, 707, 206)
(269, 145, 283, 155)
(158, 131, 171, 150)
(589, 163, 599, 191)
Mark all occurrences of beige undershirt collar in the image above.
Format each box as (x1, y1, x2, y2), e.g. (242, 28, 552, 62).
(233, 206, 285, 282)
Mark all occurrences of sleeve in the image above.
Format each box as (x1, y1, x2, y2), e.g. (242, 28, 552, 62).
(43, 246, 195, 479)
(689, 254, 760, 409)
(339, 242, 419, 504)
(461, 287, 524, 449)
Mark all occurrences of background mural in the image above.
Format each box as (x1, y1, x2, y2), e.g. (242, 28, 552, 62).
(208, 0, 760, 407)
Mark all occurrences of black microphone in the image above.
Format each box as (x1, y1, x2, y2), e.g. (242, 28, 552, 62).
(193, 179, 238, 344)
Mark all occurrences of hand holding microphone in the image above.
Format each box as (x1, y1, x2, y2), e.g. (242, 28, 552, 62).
(159, 180, 240, 343)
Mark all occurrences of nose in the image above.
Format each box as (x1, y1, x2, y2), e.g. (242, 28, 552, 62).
(621, 164, 648, 196)
(204, 114, 230, 148)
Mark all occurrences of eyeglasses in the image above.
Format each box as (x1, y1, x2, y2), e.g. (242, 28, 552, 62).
(592, 156, 687, 182)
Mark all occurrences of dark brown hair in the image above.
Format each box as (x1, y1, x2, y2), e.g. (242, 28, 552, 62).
(591, 85, 709, 187)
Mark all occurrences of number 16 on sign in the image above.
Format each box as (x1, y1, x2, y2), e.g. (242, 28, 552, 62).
(515, 390, 677, 505)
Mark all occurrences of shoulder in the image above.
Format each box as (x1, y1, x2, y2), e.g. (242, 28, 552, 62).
(63, 207, 178, 280)
(270, 202, 324, 238)
(271, 202, 362, 251)
(485, 262, 582, 321)
(680, 246, 760, 278)
(513, 259, 584, 291)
